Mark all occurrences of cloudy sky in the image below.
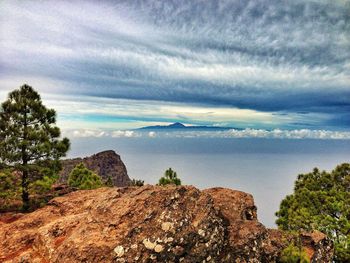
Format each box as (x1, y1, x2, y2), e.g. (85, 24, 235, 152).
(0, 0, 349, 137)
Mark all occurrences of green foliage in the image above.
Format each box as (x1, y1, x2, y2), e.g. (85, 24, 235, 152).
(158, 168, 181, 186)
(30, 175, 57, 195)
(279, 243, 310, 263)
(276, 163, 350, 262)
(68, 163, 103, 190)
(0, 170, 16, 198)
(0, 170, 21, 210)
(0, 84, 70, 210)
(130, 178, 144, 186)
(0, 167, 59, 211)
(30, 163, 60, 195)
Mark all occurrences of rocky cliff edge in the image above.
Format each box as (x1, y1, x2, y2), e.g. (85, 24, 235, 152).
(0, 185, 333, 262)
(59, 150, 130, 187)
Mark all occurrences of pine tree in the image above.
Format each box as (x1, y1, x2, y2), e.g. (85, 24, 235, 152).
(0, 84, 70, 210)
(158, 168, 181, 186)
(276, 163, 350, 262)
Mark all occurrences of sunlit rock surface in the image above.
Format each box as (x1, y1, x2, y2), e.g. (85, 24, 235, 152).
(0, 185, 333, 262)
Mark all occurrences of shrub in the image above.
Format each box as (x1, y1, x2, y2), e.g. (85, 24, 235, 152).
(130, 179, 144, 186)
(68, 163, 103, 190)
(158, 168, 181, 186)
(279, 243, 310, 263)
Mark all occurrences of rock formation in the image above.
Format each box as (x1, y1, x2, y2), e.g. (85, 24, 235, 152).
(59, 150, 130, 187)
(0, 185, 333, 262)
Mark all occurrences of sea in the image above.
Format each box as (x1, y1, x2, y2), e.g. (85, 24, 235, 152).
(68, 137, 350, 228)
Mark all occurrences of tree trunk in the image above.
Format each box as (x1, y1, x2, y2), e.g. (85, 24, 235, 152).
(21, 169, 29, 211)
(21, 102, 29, 211)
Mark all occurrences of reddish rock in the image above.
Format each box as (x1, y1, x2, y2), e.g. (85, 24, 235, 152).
(59, 150, 130, 187)
(0, 213, 24, 225)
(0, 186, 333, 262)
(300, 231, 334, 262)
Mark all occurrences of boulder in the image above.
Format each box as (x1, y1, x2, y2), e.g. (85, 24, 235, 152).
(0, 185, 333, 262)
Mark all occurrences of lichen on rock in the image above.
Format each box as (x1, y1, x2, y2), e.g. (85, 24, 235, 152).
(0, 185, 333, 262)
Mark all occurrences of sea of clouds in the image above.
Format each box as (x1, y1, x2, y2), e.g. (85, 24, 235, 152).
(64, 128, 350, 140)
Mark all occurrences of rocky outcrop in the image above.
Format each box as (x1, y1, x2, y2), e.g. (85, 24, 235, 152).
(59, 150, 130, 187)
(0, 186, 333, 262)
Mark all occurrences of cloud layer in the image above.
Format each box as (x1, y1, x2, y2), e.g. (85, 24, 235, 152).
(63, 128, 350, 140)
(0, 0, 349, 130)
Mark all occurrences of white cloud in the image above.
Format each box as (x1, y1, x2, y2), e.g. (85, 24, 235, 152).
(111, 130, 138, 138)
(62, 128, 350, 140)
(227, 129, 350, 139)
(69, 129, 108, 138)
(63, 129, 140, 138)
(148, 131, 156, 138)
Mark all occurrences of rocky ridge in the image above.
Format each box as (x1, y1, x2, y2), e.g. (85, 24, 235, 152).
(0, 185, 333, 262)
(59, 150, 130, 187)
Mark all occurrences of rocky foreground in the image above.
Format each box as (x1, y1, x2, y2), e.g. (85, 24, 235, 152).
(0, 185, 333, 262)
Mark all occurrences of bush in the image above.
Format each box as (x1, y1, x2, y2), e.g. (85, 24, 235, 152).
(279, 243, 310, 263)
(68, 163, 103, 190)
(158, 168, 181, 186)
(130, 179, 144, 186)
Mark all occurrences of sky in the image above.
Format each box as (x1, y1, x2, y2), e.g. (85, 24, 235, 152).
(0, 0, 349, 138)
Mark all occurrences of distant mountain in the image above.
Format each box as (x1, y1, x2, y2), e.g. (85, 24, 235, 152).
(138, 122, 238, 131)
